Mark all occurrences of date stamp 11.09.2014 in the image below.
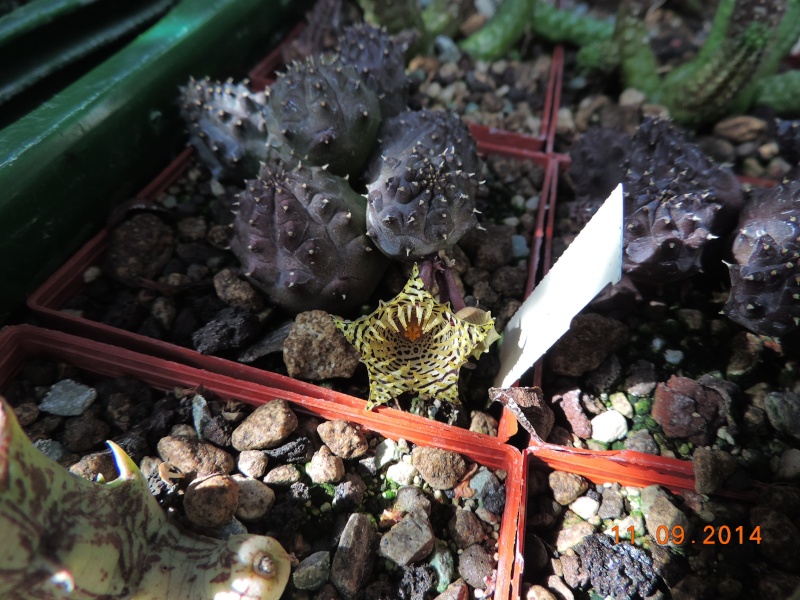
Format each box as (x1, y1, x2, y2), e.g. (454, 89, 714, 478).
(611, 524, 762, 546)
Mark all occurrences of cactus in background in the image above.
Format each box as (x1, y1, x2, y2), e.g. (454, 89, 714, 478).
(264, 55, 381, 178)
(178, 77, 269, 181)
(229, 163, 390, 315)
(622, 118, 744, 282)
(723, 180, 800, 338)
(336, 22, 410, 118)
(0, 396, 290, 600)
(364, 109, 481, 260)
(460, 0, 800, 127)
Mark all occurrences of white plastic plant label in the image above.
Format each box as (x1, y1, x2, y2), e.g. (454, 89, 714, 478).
(495, 183, 624, 388)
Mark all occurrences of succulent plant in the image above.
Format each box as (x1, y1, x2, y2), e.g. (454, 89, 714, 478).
(263, 55, 381, 178)
(622, 118, 744, 283)
(723, 180, 800, 338)
(567, 127, 631, 228)
(364, 109, 481, 260)
(336, 22, 410, 118)
(229, 163, 390, 315)
(462, 0, 800, 127)
(178, 76, 269, 181)
(0, 396, 291, 600)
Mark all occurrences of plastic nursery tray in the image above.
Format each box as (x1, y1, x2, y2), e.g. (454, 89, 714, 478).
(28, 134, 557, 443)
(0, 325, 524, 600)
(246, 20, 565, 156)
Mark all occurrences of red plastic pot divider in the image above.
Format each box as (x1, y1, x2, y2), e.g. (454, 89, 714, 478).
(0, 324, 523, 600)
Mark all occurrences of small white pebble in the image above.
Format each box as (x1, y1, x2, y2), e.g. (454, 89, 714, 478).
(664, 349, 684, 365)
(82, 266, 102, 283)
(651, 337, 665, 352)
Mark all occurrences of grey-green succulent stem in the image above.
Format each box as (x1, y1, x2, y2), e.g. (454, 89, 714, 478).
(615, 0, 662, 100)
(421, 0, 472, 40)
(459, 0, 534, 60)
(357, 0, 424, 35)
(752, 0, 800, 80)
(0, 397, 290, 600)
(754, 70, 800, 113)
(528, 0, 614, 47)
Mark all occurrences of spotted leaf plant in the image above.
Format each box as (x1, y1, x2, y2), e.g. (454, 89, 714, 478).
(332, 264, 497, 409)
(0, 396, 291, 600)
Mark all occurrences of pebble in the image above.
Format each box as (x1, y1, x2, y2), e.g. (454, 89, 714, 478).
(556, 521, 595, 552)
(69, 450, 119, 482)
(598, 488, 624, 519)
(212, 269, 263, 312)
(394, 485, 432, 516)
(549, 472, 589, 505)
(469, 467, 506, 515)
(469, 411, 499, 436)
(283, 310, 361, 380)
(764, 391, 800, 442)
(293, 551, 331, 591)
(62, 412, 111, 453)
(569, 496, 600, 520)
(589, 409, 628, 443)
(191, 307, 260, 355)
(618, 88, 646, 108)
(449, 509, 486, 548)
(317, 420, 369, 459)
(624, 429, 660, 455)
(776, 448, 800, 481)
(693, 447, 739, 494)
(234, 476, 275, 521)
(333, 473, 367, 511)
(184, 474, 240, 529)
(307, 445, 345, 484)
(379, 508, 435, 566)
(428, 541, 456, 593)
(511, 235, 531, 258)
(609, 393, 634, 419)
(551, 388, 592, 439)
(547, 314, 628, 377)
(330, 513, 376, 599)
(373, 438, 400, 469)
(156, 435, 235, 475)
(38, 379, 97, 416)
(457, 544, 495, 590)
(411, 447, 468, 490)
(34, 438, 66, 463)
(750, 505, 800, 572)
(14, 402, 39, 426)
(237, 449, 269, 478)
(713, 115, 767, 143)
(644, 495, 690, 546)
(525, 584, 557, 600)
(262, 464, 303, 487)
(231, 399, 298, 451)
(386, 461, 418, 486)
(623, 360, 657, 396)
(435, 579, 470, 600)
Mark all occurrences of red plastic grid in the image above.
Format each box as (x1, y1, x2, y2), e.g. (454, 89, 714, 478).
(28, 131, 558, 444)
(0, 324, 523, 600)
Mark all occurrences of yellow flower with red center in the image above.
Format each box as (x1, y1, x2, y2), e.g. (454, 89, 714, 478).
(332, 264, 496, 408)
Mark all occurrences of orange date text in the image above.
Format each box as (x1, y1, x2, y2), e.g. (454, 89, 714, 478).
(611, 524, 762, 545)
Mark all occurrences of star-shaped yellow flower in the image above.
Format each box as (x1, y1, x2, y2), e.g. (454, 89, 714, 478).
(332, 264, 496, 408)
